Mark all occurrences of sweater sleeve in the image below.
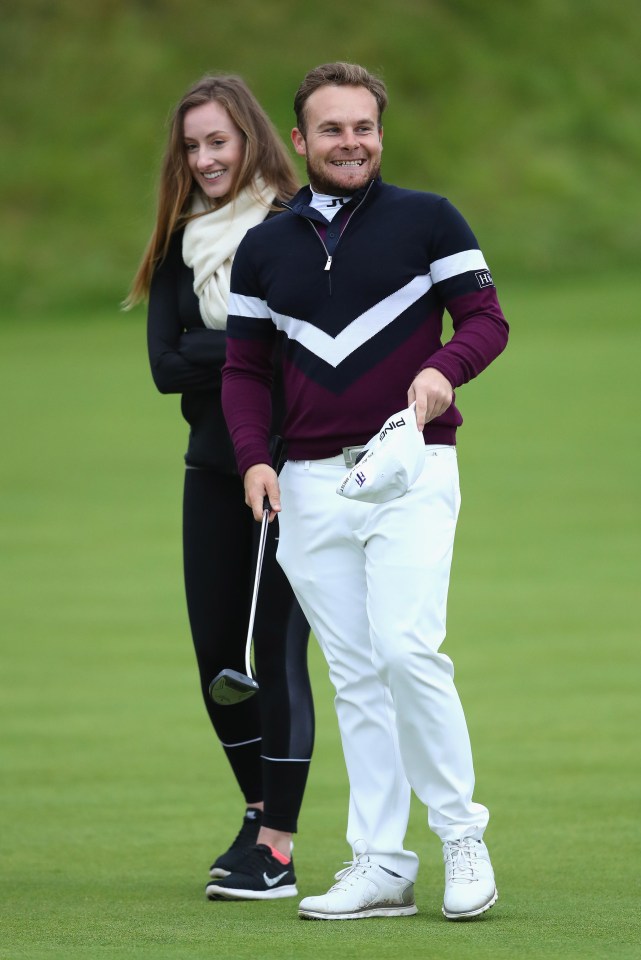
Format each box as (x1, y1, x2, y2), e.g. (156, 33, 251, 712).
(147, 231, 226, 394)
(221, 236, 276, 475)
(420, 198, 509, 388)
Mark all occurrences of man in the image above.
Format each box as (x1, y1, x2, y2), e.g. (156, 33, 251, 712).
(220, 62, 509, 920)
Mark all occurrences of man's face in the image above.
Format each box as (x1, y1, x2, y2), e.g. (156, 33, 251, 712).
(291, 84, 383, 196)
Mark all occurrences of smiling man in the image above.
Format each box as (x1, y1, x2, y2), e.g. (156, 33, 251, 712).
(291, 82, 383, 194)
(221, 62, 509, 922)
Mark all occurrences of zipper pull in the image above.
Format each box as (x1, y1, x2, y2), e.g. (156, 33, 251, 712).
(324, 255, 332, 272)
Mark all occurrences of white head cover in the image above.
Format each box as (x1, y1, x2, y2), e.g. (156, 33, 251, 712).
(336, 403, 426, 504)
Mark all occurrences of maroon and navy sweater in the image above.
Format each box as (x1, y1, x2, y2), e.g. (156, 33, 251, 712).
(222, 178, 509, 476)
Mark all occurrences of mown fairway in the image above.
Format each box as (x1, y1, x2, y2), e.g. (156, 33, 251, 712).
(2, 273, 640, 959)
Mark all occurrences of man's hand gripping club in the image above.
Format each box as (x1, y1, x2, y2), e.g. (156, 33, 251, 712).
(244, 463, 281, 522)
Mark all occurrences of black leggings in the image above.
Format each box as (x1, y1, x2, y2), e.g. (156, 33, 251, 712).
(182, 467, 314, 832)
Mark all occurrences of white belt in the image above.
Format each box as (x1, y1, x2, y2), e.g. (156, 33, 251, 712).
(292, 443, 451, 470)
(293, 445, 368, 468)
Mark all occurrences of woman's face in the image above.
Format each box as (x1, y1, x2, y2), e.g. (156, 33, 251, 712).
(183, 100, 245, 200)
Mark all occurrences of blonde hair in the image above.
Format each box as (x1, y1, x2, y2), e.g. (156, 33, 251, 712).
(125, 74, 299, 307)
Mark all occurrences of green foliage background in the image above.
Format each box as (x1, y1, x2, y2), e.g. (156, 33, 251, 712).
(1, 0, 640, 316)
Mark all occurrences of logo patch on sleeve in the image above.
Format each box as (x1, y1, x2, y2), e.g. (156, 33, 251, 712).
(475, 269, 494, 289)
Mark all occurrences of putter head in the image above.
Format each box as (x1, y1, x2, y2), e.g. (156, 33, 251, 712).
(209, 669, 259, 706)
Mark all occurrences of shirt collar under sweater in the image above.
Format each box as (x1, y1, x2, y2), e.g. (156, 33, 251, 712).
(309, 191, 351, 221)
(286, 177, 380, 225)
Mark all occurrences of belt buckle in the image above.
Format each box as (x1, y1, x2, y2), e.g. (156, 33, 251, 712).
(342, 445, 366, 468)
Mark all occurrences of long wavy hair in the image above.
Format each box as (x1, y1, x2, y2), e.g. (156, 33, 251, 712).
(125, 74, 299, 307)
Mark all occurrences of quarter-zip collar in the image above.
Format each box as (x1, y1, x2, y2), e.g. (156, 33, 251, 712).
(281, 178, 380, 291)
(284, 176, 381, 224)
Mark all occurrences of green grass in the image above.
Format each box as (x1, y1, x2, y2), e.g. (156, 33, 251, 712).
(1, 273, 641, 958)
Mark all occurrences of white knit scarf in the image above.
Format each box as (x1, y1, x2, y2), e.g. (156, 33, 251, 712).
(182, 177, 275, 329)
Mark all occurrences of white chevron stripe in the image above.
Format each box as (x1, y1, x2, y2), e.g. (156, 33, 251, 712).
(228, 292, 272, 318)
(229, 250, 488, 367)
(269, 273, 433, 368)
(229, 253, 484, 368)
(430, 248, 487, 283)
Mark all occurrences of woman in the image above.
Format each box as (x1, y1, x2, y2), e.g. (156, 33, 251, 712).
(126, 75, 314, 901)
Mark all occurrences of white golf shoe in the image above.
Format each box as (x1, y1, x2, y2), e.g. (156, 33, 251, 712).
(442, 837, 498, 919)
(298, 853, 417, 920)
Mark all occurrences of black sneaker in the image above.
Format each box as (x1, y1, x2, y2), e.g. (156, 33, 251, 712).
(209, 808, 262, 878)
(206, 844, 297, 900)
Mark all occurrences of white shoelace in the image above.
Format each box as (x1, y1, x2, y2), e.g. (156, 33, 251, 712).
(444, 838, 479, 883)
(331, 854, 374, 889)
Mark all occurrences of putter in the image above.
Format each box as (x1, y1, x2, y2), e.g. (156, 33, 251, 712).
(209, 499, 270, 706)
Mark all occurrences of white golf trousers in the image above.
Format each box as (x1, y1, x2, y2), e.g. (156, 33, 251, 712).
(277, 446, 489, 881)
